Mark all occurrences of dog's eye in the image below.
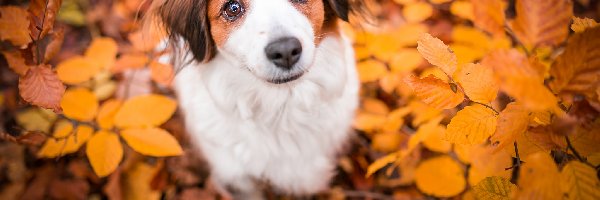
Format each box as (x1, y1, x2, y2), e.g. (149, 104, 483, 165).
(222, 0, 244, 21)
(291, 0, 308, 4)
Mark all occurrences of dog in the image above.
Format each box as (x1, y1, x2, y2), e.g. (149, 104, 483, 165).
(152, 0, 361, 198)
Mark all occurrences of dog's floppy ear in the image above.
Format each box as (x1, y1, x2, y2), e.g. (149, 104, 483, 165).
(325, 0, 350, 21)
(155, 0, 215, 63)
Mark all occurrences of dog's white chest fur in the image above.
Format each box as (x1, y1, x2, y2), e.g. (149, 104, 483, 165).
(173, 35, 358, 195)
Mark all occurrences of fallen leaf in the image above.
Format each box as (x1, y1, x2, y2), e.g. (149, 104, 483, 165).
(2, 51, 29, 76)
(417, 33, 457, 76)
(56, 56, 100, 85)
(571, 17, 598, 33)
(491, 103, 531, 152)
(28, 0, 62, 38)
(403, 2, 433, 23)
(472, 176, 516, 200)
(510, 0, 573, 48)
(85, 37, 118, 70)
(405, 75, 465, 110)
(560, 161, 600, 200)
(120, 128, 183, 157)
(518, 152, 562, 199)
(60, 88, 99, 122)
(445, 104, 498, 145)
(0, 6, 32, 47)
(96, 99, 122, 130)
(415, 156, 466, 197)
(87, 130, 123, 177)
(357, 60, 388, 82)
(455, 63, 498, 103)
(471, 0, 506, 37)
(114, 94, 177, 128)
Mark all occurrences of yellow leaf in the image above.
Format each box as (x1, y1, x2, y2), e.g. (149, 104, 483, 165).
(560, 161, 600, 200)
(389, 49, 423, 73)
(510, 0, 573, 48)
(422, 124, 451, 153)
(450, 1, 474, 20)
(372, 132, 403, 153)
(571, 17, 598, 33)
(357, 60, 388, 83)
(120, 128, 183, 157)
(114, 94, 177, 128)
(472, 176, 517, 200)
(569, 120, 600, 157)
(87, 130, 123, 177)
(111, 53, 149, 73)
(382, 107, 410, 132)
(417, 33, 458, 76)
(60, 88, 99, 122)
(445, 104, 498, 145)
(490, 103, 530, 151)
(471, 0, 506, 37)
(468, 144, 513, 186)
(450, 44, 486, 64)
(415, 156, 466, 197)
(38, 123, 94, 158)
(379, 73, 402, 93)
(518, 152, 562, 199)
(483, 50, 559, 112)
(96, 99, 122, 130)
(405, 75, 464, 110)
(123, 162, 162, 200)
(455, 63, 498, 103)
(15, 108, 57, 132)
(403, 2, 433, 23)
(56, 56, 100, 85)
(93, 81, 117, 101)
(85, 37, 118, 70)
(409, 101, 443, 126)
(366, 152, 399, 177)
(362, 98, 389, 115)
(353, 111, 387, 133)
(0, 6, 32, 47)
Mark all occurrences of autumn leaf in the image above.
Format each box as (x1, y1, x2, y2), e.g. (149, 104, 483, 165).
(450, 1, 474, 20)
(560, 161, 600, 200)
(468, 144, 513, 186)
(510, 0, 573, 48)
(85, 37, 118, 70)
(366, 152, 399, 177)
(471, 0, 506, 37)
(56, 56, 100, 84)
(518, 152, 563, 199)
(2, 51, 29, 76)
(60, 88, 99, 122)
(549, 27, 600, 97)
(96, 99, 122, 130)
(389, 49, 423, 73)
(114, 94, 177, 128)
(421, 124, 451, 153)
(568, 120, 600, 157)
(445, 104, 498, 145)
(28, 0, 62, 38)
(414, 156, 466, 197)
(0, 6, 32, 47)
(357, 60, 388, 82)
(455, 63, 498, 103)
(87, 130, 123, 177)
(19, 64, 66, 112)
(38, 123, 93, 158)
(482, 50, 559, 112)
(402, 2, 433, 23)
(121, 128, 183, 157)
(490, 103, 530, 152)
(111, 53, 149, 73)
(417, 33, 457, 76)
(472, 176, 516, 200)
(571, 17, 598, 33)
(43, 27, 65, 63)
(405, 75, 465, 110)
(150, 61, 174, 86)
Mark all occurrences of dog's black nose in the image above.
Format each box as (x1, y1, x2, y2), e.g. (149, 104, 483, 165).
(265, 37, 302, 70)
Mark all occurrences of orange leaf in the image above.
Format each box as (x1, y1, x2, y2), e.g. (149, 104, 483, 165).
(60, 88, 99, 122)
(43, 27, 64, 63)
(510, 0, 573, 48)
(450, 1, 474, 20)
(402, 2, 433, 23)
(445, 104, 498, 145)
(128, 21, 165, 52)
(483, 50, 559, 112)
(0, 6, 32, 47)
(471, 0, 506, 37)
(1, 51, 29, 76)
(150, 61, 174, 86)
(114, 94, 177, 128)
(87, 130, 123, 177)
(455, 63, 498, 103)
(18, 64, 65, 112)
(56, 56, 100, 84)
(38, 123, 93, 158)
(571, 17, 598, 33)
(85, 37, 118, 70)
(490, 103, 530, 152)
(415, 156, 466, 197)
(518, 152, 562, 199)
(111, 53, 149, 73)
(121, 128, 183, 157)
(405, 75, 465, 110)
(417, 33, 457, 76)
(28, 0, 62, 38)
(96, 99, 122, 130)
(357, 60, 388, 82)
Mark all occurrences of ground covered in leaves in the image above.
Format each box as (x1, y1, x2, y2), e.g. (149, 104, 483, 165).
(1, 0, 600, 199)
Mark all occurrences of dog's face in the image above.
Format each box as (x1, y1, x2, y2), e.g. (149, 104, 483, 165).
(156, 0, 351, 84)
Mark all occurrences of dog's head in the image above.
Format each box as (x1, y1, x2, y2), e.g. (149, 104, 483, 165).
(154, 0, 358, 84)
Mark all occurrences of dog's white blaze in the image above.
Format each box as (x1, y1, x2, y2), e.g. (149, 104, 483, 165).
(171, 0, 358, 197)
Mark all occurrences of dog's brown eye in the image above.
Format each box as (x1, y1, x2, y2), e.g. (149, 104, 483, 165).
(223, 0, 244, 21)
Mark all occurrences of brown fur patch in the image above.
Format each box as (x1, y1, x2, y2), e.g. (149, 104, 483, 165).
(293, 1, 342, 44)
(207, 0, 248, 47)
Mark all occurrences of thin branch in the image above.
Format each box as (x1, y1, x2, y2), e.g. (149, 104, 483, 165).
(565, 136, 585, 162)
(472, 101, 500, 115)
(509, 142, 521, 184)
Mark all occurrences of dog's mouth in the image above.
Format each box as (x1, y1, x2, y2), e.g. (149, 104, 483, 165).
(268, 73, 304, 84)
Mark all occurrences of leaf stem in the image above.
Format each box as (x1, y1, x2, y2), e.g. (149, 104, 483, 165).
(565, 135, 584, 162)
(472, 101, 500, 115)
(510, 142, 521, 184)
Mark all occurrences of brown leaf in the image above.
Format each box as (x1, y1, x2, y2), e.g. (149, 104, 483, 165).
(471, 0, 506, 37)
(549, 26, 600, 96)
(43, 27, 64, 63)
(510, 0, 573, 48)
(0, 6, 32, 47)
(16, 131, 47, 146)
(28, 0, 63, 39)
(1, 51, 30, 76)
(18, 64, 66, 112)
